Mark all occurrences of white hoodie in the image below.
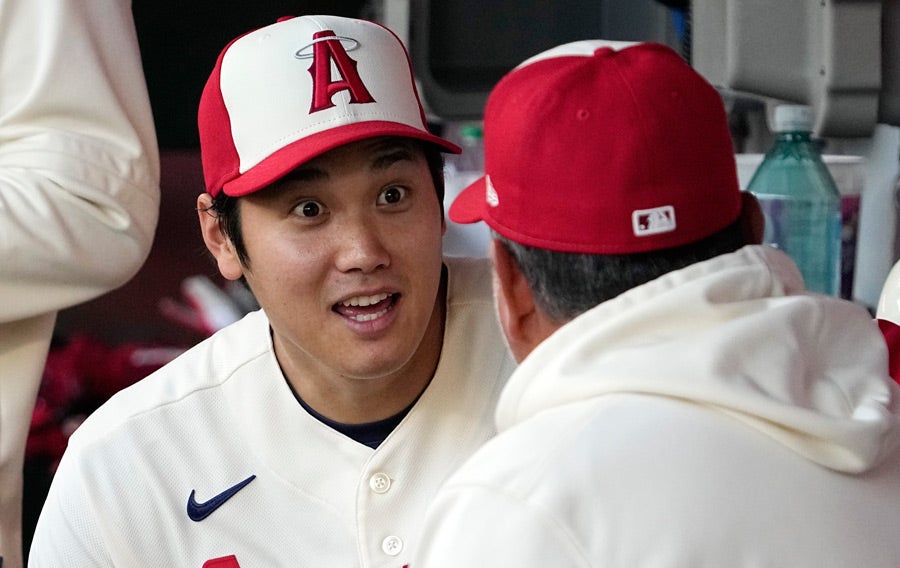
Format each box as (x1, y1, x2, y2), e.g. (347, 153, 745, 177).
(416, 245, 900, 567)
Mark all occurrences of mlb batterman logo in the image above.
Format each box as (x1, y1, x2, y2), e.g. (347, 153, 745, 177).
(632, 205, 676, 237)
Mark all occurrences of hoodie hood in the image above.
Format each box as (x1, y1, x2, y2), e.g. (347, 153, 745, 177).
(497, 245, 900, 473)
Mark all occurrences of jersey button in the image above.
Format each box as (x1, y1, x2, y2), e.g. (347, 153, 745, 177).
(369, 472, 392, 494)
(382, 535, 403, 556)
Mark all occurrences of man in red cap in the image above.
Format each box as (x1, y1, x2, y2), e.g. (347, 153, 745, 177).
(415, 40, 900, 566)
(29, 15, 514, 567)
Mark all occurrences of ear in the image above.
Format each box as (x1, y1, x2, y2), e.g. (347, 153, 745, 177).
(738, 191, 766, 245)
(197, 193, 245, 281)
(489, 240, 556, 362)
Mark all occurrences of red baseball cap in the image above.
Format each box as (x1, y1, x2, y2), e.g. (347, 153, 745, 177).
(449, 41, 742, 254)
(199, 15, 460, 198)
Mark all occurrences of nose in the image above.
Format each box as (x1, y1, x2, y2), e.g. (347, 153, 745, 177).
(333, 215, 390, 274)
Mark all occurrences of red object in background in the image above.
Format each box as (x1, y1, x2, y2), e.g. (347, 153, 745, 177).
(878, 319, 900, 384)
(26, 334, 183, 469)
(29, 273, 254, 469)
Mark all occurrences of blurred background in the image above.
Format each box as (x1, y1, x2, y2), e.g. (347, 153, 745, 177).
(27, 0, 900, 556)
(53, 0, 900, 347)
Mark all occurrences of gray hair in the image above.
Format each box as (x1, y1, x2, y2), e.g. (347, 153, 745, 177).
(492, 220, 747, 322)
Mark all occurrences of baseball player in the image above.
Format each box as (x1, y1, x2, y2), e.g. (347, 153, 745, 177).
(28, 15, 515, 567)
(1, 1, 159, 567)
(415, 40, 900, 566)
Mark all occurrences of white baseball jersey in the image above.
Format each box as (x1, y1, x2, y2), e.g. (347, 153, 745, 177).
(28, 257, 515, 568)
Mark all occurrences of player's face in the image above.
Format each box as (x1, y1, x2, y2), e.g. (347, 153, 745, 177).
(221, 138, 446, 396)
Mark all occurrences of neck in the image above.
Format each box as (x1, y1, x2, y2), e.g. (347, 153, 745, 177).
(278, 275, 447, 425)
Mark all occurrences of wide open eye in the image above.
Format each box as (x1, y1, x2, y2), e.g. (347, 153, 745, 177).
(294, 200, 323, 218)
(377, 186, 408, 206)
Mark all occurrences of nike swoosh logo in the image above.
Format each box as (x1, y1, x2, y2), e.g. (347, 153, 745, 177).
(187, 474, 256, 522)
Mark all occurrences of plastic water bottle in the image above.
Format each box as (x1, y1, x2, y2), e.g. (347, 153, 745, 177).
(443, 122, 490, 257)
(747, 105, 842, 295)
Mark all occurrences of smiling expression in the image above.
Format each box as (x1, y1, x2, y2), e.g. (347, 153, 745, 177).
(200, 137, 447, 419)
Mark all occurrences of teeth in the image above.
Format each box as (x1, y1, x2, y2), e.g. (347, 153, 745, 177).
(350, 308, 390, 322)
(342, 293, 390, 307)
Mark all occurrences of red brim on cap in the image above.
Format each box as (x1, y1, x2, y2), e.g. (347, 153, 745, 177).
(448, 175, 488, 224)
(221, 121, 461, 197)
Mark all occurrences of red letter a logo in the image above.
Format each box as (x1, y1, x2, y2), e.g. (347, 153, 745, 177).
(202, 555, 240, 567)
(307, 31, 375, 113)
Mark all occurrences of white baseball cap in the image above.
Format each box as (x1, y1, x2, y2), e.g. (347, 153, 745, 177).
(198, 15, 460, 197)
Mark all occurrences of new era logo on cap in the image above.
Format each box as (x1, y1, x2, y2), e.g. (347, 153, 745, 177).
(485, 175, 500, 207)
(199, 15, 458, 198)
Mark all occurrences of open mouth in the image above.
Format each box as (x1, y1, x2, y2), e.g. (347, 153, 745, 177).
(333, 292, 398, 322)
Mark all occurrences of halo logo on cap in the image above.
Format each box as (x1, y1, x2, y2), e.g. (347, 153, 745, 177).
(300, 30, 375, 114)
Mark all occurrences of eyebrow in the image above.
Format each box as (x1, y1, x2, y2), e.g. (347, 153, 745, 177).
(281, 166, 327, 183)
(371, 145, 418, 171)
